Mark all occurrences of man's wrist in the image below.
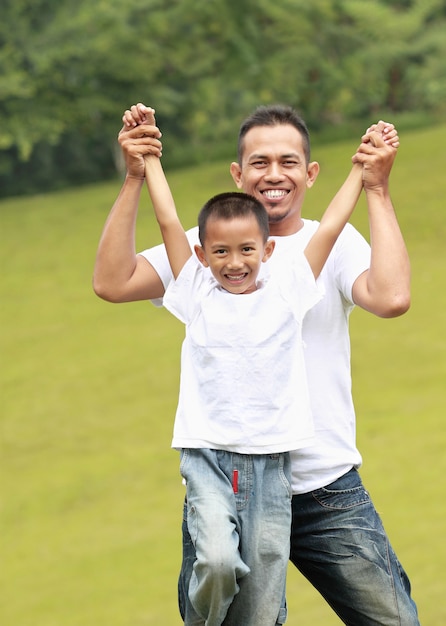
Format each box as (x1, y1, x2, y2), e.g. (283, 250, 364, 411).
(363, 182, 389, 197)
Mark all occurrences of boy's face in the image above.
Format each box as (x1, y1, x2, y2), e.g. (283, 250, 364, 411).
(230, 124, 319, 236)
(194, 215, 275, 295)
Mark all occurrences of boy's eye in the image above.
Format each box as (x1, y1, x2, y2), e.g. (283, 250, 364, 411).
(242, 246, 254, 253)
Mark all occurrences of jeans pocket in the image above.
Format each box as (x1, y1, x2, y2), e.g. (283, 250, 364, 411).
(179, 448, 190, 479)
(312, 470, 371, 509)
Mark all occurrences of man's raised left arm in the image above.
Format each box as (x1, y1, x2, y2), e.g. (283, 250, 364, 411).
(351, 123, 410, 318)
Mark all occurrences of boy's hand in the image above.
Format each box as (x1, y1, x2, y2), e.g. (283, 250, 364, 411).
(351, 120, 399, 192)
(365, 120, 399, 148)
(352, 130, 397, 192)
(122, 103, 156, 128)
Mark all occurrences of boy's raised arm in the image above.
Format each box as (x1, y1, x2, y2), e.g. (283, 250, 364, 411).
(305, 125, 399, 280)
(304, 162, 363, 279)
(140, 106, 192, 279)
(144, 155, 192, 279)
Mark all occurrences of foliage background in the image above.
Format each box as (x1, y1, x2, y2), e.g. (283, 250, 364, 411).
(1, 0, 446, 196)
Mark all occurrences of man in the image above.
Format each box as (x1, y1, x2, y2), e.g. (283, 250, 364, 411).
(93, 104, 419, 625)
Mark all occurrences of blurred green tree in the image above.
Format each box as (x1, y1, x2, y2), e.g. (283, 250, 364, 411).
(0, 0, 445, 196)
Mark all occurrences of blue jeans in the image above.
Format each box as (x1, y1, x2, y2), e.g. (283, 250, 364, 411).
(179, 467, 420, 626)
(179, 448, 291, 625)
(290, 467, 419, 625)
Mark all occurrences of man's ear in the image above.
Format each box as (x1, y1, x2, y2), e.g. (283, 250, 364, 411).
(262, 239, 275, 263)
(306, 161, 320, 188)
(194, 244, 209, 267)
(230, 162, 243, 189)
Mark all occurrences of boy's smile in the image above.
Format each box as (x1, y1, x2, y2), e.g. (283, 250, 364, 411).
(194, 215, 275, 295)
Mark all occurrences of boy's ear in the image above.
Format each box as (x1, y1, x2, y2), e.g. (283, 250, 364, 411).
(262, 239, 275, 263)
(194, 244, 209, 267)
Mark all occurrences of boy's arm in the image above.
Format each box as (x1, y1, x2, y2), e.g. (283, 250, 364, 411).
(144, 155, 192, 279)
(304, 163, 363, 279)
(305, 123, 399, 281)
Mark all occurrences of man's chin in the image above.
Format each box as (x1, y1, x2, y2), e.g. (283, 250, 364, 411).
(265, 207, 288, 224)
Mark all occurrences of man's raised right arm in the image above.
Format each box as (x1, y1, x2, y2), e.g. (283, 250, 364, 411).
(93, 116, 165, 303)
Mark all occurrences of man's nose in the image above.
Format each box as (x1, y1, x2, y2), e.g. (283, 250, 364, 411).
(264, 162, 284, 180)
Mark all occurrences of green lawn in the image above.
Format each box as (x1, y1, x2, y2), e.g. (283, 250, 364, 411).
(2, 125, 445, 625)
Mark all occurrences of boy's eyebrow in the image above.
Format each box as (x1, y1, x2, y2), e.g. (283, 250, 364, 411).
(209, 239, 258, 250)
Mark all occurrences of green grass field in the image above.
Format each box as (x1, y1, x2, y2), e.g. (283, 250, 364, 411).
(2, 125, 445, 625)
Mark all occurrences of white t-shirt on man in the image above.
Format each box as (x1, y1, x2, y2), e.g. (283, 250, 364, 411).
(139, 219, 371, 494)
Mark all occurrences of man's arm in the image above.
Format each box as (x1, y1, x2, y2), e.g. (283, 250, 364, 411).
(93, 114, 165, 303)
(351, 128, 410, 318)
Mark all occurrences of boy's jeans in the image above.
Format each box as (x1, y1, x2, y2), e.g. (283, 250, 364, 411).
(179, 448, 291, 625)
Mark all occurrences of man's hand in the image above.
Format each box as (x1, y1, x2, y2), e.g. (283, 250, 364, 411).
(352, 123, 399, 192)
(118, 103, 162, 179)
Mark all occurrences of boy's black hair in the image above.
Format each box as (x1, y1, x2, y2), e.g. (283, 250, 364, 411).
(237, 104, 311, 165)
(198, 192, 270, 246)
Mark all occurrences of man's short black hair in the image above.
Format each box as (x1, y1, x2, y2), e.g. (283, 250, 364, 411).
(237, 104, 311, 164)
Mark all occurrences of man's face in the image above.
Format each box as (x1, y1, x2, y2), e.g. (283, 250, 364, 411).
(230, 124, 319, 236)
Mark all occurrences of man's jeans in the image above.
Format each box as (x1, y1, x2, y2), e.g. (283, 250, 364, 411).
(179, 466, 420, 626)
(179, 448, 291, 625)
(290, 467, 420, 625)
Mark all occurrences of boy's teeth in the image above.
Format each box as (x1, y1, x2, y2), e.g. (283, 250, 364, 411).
(227, 274, 244, 280)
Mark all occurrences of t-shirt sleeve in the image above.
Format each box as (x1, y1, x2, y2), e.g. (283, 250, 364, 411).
(332, 223, 371, 303)
(138, 226, 200, 307)
(287, 253, 325, 321)
(162, 254, 206, 324)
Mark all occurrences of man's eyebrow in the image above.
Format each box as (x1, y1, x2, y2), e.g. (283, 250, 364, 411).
(248, 152, 301, 160)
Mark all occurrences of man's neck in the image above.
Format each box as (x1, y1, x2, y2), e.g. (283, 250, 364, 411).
(269, 217, 305, 237)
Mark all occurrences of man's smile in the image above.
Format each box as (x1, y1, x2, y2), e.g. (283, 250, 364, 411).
(261, 189, 289, 201)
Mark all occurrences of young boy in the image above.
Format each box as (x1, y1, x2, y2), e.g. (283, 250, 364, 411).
(122, 105, 398, 626)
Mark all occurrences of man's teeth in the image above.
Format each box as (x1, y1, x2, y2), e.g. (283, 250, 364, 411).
(263, 189, 287, 199)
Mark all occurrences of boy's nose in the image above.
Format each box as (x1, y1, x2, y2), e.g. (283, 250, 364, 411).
(227, 254, 243, 269)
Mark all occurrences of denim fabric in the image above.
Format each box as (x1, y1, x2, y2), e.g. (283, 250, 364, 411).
(289, 467, 420, 625)
(179, 467, 419, 626)
(179, 448, 291, 625)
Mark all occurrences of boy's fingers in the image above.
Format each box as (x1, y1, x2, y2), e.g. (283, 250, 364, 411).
(121, 103, 155, 127)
